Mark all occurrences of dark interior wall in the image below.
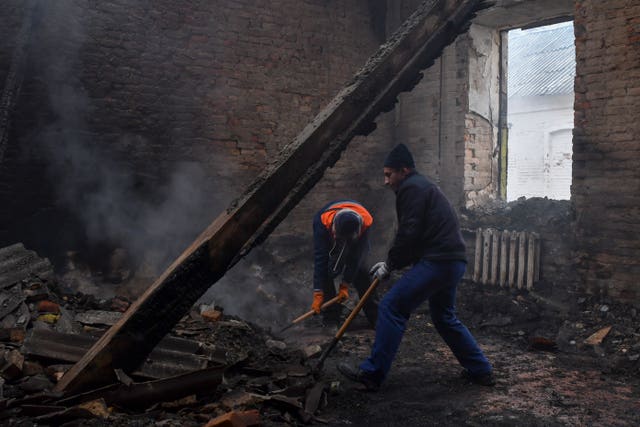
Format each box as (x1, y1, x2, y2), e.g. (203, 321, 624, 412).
(0, 0, 383, 270)
(0, 2, 24, 84)
(573, 0, 640, 301)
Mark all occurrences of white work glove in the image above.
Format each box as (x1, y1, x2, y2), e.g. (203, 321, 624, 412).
(369, 261, 390, 280)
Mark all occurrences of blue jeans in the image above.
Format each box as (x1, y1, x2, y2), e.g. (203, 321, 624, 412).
(360, 259, 492, 384)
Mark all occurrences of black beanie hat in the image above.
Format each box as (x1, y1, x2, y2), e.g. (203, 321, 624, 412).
(333, 210, 361, 240)
(384, 143, 415, 168)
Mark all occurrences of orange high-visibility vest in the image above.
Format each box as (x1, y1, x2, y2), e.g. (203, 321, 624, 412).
(320, 201, 373, 237)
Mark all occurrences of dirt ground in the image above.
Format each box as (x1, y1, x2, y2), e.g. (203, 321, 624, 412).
(121, 220, 639, 427)
(5, 195, 638, 426)
(280, 280, 640, 427)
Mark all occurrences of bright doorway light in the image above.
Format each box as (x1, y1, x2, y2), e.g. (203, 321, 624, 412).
(506, 21, 575, 201)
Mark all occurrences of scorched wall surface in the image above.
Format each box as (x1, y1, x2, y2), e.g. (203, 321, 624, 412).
(0, 1, 384, 267)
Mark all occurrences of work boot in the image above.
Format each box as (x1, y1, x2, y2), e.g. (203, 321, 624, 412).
(337, 362, 380, 391)
(461, 369, 496, 386)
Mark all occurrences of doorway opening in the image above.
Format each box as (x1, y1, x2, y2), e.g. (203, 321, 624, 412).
(505, 21, 575, 201)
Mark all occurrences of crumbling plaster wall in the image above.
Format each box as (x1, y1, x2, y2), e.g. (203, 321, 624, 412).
(573, 0, 640, 302)
(465, 24, 501, 208)
(0, 1, 385, 268)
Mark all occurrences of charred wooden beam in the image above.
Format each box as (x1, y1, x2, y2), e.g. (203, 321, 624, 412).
(55, 0, 493, 394)
(56, 366, 225, 410)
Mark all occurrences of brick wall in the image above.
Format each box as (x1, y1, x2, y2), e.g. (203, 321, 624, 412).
(0, 1, 383, 267)
(573, 0, 640, 301)
(464, 111, 496, 206)
(382, 0, 470, 208)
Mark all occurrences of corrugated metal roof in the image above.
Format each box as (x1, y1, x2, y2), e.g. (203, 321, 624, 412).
(0, 242, 53, 289)
(508, 21, 575, 98)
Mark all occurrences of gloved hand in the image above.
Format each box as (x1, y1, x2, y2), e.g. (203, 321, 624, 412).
(369, 261, 390, 280)
(311, 291, 324, 313)
(337, 282, 349, 301)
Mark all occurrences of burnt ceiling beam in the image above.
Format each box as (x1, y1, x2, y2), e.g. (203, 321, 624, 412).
(54, 0, 493, 394)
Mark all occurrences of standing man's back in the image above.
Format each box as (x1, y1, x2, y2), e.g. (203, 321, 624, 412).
(338, 143, 495, 391)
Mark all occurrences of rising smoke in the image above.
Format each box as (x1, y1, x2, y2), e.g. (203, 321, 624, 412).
(24, 0, 315, 328)
(30, 0, 220, 275)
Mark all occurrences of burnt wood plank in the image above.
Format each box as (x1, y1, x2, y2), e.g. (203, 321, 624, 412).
(55, 0, 493, 394)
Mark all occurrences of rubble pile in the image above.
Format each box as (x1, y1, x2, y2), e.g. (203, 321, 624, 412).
(455, 282, 640, 376)
(1, 239, 638, 426)
(0, 244, 336, 426)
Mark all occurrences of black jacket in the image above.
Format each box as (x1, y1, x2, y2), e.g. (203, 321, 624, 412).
(386, 172, 466, 269)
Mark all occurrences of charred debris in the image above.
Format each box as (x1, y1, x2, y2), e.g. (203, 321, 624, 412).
(0, 243, 339, 426)
(1, 223, 639, 426)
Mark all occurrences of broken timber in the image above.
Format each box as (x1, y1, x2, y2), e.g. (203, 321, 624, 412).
(55, 0, 493, 394)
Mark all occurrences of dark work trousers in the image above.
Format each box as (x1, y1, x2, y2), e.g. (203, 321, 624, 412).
(322, 267, 379, 327)
(360, 259, 492, 385)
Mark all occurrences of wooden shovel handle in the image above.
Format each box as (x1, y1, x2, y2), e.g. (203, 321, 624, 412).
(335, 277, 379, 339)
(291, 294, 343, 324)
(314, 278, 381, 372)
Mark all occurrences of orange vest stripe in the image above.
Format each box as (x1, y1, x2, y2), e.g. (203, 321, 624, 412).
(320, 202, 373, 234)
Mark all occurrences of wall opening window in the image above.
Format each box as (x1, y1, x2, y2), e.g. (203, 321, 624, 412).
(506, 21, 575, 201)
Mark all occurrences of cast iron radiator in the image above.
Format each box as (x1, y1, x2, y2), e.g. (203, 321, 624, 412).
(471, 228, 540, 289)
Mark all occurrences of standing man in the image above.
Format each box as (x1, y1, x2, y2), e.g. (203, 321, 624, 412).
(338, 144, 494, 390)
(312, 200, 378, 328)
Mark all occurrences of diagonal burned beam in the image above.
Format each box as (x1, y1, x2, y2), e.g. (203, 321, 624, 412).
(55, 0, 493, 394)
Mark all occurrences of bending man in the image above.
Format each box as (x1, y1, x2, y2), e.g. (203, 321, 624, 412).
(312, 200, 378, 328)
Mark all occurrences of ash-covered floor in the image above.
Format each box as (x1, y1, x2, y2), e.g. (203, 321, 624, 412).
(1, 240, 639, 426)
(276, 279, 640, 427)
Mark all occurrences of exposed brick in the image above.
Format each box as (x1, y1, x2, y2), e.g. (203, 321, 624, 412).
(573, 0, 640, 301)
(0, 1, 383, 262)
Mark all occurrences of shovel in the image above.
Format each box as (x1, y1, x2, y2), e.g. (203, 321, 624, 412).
(279, 295, 343, 333)
(314, 277, 380, 372)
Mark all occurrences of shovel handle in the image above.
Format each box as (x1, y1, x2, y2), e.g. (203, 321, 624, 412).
(281, 295, 343, 332)
(315, 278, 380, 371)
(334, 277, 379, 340)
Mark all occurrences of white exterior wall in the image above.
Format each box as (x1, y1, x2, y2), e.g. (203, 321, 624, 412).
(507, 93, 573, 201)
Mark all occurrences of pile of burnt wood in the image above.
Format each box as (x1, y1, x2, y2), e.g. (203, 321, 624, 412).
(0, 244, 333, 426)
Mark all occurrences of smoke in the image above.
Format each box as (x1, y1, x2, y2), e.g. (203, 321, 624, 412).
(201, 234, 314, 329)
(25, 0, 307, 328)
(40, 130, 216, 273)
(26, 1, 220, 275)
